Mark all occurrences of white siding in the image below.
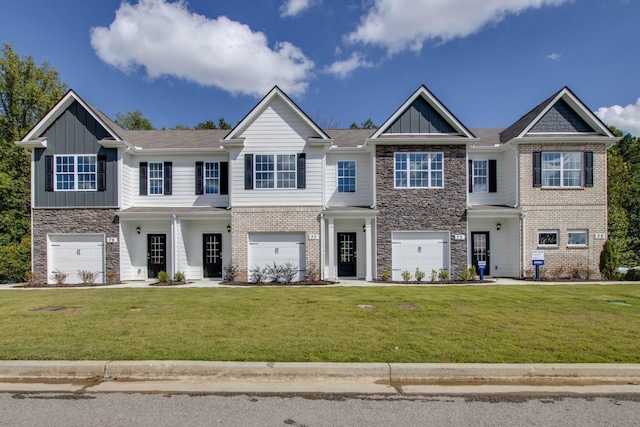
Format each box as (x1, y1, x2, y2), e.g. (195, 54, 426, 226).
(131, 154, 229, 208)
(178, 220, 230, 280)
(121, 152, 134, 209)
(231, 98, 325, 206)
(120, 220, 172, 281)
(325, 153, 373, 207)
(468, 152, 506, 206)
(503, 147, 518, 207)
(468, 218, 520, 278)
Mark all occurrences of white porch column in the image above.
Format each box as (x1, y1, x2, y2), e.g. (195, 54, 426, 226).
(328, 217, 336, 281)
(172, 214, 179, 277)
(365, 217, 373, 281)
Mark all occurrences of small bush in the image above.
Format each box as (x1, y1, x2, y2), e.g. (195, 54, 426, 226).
(380, 269, 390, 281)
(430, 269, 438, 282)
(223, 262, 240, 282)
(106, 272, 118, 285)
(156, 271, 170, 283)
(460, 266, 476, 281)
(549, 265, 567, 280)
(24, 271, 40, 286)
(438, 269, 449, 281)
(266, 262, 298, 284)
(50, 271, 68, 285)
(414, 268, 425, 282)
(600, 239, 619, 280)
(173, 271, 185, 282)
(78, 270, 98, 285)
(249, 265, 267, 283)
(305, 262, 319, 282)
(401, 270, 411, 282)
(625, 269, 640, 281)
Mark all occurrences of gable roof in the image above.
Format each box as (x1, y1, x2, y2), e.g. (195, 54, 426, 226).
(500, 86, 615, 143)
(20, 89, 129, 143)
(224, 86, 330, 141)
(371, 85, 475, 140)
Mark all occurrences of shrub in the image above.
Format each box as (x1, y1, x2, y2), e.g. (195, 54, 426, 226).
(0, 237, 30, 283)
(156, 271, 170, 283)
(549, 265, 567, 280)
(223, 262, 240, 282)
(106, 272, 118, 285)
(24, 271, 40, 286)
(401, 270, 411, 282)
(249, 265, 267, 283)
(305, 262, 319, 282)
(430, 269, 438, 282)
(600, 239, 619, 280)
(438, 269, 449, 281)
(414, 268, 425, 282)
(173, 271, 185, 282)
(50, 271, 68, 285)
(625, 269, 640, 281)
(78, 270, 98, 285)
(460, 266, 476, 281)
(380, 269, 390, 281)
(266, 262, 298, 284)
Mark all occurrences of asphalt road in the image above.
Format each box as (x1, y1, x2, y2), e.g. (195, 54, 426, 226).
(2, 392, 640, 426)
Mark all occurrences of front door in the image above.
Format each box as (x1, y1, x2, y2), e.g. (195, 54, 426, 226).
(471, 232, 490, 275)
(203, 233, 223, 278)
(147, 234, 167, 279)
(337, 232, 357, 277)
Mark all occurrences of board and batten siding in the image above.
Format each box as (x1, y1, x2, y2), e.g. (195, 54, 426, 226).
(131, 154, 229, 208)
(325, 152, 373, 207)
(231, 97, 325, 206)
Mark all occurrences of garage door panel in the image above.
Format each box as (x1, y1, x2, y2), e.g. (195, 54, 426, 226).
(392, 232, 449, 281)
(49, 234, 105, 284)
(249, 233, 306, 281)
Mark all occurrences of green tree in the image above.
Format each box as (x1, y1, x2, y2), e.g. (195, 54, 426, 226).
(171, 124, 191, 130)
(217, 117, 232, 130)
(115, 109, 155, 130)
(0, 44, 66, 282)
(195, 120, 217, 130)
(349, 118, 378, 129)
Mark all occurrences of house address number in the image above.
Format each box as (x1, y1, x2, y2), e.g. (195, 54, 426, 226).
(454, 234, 466, 240)
(594, 233, 606, 240)
(106, 237, 118, 243)
(308, 234, 319, 240)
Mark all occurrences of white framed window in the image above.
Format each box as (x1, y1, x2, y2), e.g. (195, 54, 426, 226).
(254, 154, 297, 189)
(54, 155, 96, 191)
(472, 160, 488, 193)
(568, 229, 588, 246)
(148, 162, 164, 195)
(542, 152, 582, 187)
(337, 160, 356, 193)
(204, 162, 219, 194)
(538, 229, 559, 246)
(395, 152, 443, 188)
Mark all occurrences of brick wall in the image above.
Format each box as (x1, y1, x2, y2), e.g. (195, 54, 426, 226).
(231, 206, 322, 282)
(32, 208, 120, 283)
(375, 144, 468, 279)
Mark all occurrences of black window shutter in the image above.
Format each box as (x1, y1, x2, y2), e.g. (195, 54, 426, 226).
(584, 151, 594, 187)
(97, 155, 107, 192)
(139, 162, 148, 195)
(45, 155, 54, 192)
(468, 159, 473, 193)
(489, 159, 497, 193)
(244, 154, 253, 190)
(164, 162, 172, 195)
(297, 153, 306, 189)
(195, 162, 204, 195)
(220, 162, 229, 195)
(533, 152, 542, 187)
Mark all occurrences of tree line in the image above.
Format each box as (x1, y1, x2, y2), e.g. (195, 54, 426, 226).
(0, 43, 638, 281)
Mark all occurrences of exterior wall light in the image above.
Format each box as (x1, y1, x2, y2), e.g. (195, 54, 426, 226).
(227, 225, 231, 233)
(496, 223, 502, 231)
(136, 226, 141, 234)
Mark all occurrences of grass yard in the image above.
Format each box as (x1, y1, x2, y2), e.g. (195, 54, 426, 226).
(1, 284, 640, 363)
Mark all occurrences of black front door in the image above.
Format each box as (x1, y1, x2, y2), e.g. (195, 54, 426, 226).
(471, 232, 490, 274)
(203, 233, 223, 278)
(337, 232, 357, 277)
(147, 234, 166, 279)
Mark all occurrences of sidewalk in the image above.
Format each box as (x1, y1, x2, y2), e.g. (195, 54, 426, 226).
(1, 361, 639, 395)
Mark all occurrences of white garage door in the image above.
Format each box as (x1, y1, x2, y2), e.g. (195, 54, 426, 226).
(392, 232, 449, 281)
(49, 234, 105, 284)
(248, 233, 306, 281)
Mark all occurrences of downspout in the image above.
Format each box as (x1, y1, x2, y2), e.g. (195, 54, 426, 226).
(172, 214, 178, 277)
(521, 211, 527, 278)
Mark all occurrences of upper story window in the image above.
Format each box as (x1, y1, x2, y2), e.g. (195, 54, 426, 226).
(148, 162, 164, 195)
(533, 151, 593, 188)
(395, 152, 443, 189)
(472, 160, 488, 193)
(247, 154, 302, 190)
(205, 162, 219, 194)
(337, 161, 356, 193)
(55, 155, 96, 191)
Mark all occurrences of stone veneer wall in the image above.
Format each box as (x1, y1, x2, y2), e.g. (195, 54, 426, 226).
(231, 206, 322, 282)
(375, 144, 468, 279)
(32, 208, 120, 283)
(518, 143, 608, 279)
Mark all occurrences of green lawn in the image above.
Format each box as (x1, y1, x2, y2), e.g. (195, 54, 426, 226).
(2, 284, 640, 363)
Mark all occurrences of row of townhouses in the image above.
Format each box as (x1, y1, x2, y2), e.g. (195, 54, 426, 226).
(17, 85, 618, 284)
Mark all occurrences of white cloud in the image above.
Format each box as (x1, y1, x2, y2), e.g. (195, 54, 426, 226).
(547, 52, 561, 60)
(280, 0, 316, 17)
(346, 0, 572, 54)
(324, 52, 374, 78)
(596, 98, 640, 137)
(90, 0, 314, 97)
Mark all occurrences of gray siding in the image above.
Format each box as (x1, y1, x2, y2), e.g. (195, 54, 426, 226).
(375, 144, 467, 279)
(530, 99, 594, 133)
(385, 98, 456, 134)
(34, 101, 118, 207)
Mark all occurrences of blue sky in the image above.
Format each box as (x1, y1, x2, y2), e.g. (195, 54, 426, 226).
(2, 0, 639, 135)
